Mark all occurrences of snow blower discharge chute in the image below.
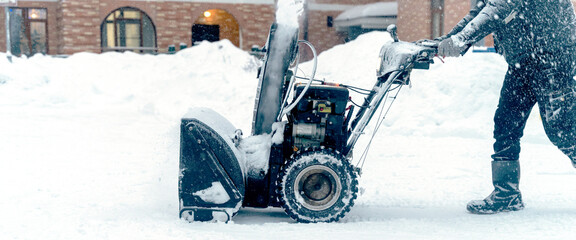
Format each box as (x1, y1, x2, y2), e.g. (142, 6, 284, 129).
(179, 24, 438, 223)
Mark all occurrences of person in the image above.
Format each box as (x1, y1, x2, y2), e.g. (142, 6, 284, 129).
(434, 0, 576, 214)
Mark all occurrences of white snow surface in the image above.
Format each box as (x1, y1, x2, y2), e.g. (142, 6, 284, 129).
(1, 32, 576, 239)
(275, 0, 304, 28)
(193, 182, 231, 205)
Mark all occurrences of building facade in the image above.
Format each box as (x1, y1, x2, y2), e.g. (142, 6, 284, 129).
(398, 0, 493, 46)
(0, 0, 277, 55)
(2, 0, 573, 56)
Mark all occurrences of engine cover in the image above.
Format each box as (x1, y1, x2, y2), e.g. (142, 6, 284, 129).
(289, 84, 349, 152)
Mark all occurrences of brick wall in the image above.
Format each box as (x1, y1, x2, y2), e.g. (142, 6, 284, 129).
(397, 0, 488, 44)
(305, 0, 395, 56)
(222, 3, 274, 50)
(397, 0, 432, 42)
(3, 1, 576, 55)
(305, 10, 346, 54)
(443, 0, 469, 33)
(312, 0, 389, 4)
(58, 0, 100, 54)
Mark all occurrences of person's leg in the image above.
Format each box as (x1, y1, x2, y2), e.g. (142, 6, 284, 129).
(535, 65, 576, 167)
(492, 67, 537, 161)
(467, 66, 535, 214)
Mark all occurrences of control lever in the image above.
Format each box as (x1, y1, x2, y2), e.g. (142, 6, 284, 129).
(387, 24, 399, 42)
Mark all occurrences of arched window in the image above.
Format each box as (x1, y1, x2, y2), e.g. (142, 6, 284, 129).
(101, 7, 156, 53)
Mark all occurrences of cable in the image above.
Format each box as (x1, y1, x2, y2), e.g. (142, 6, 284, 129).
(349, 98, 367, 109)
(356, 84, 403, 169)
(347, 86, 372, 95)
(354, 72, 405, 170)
(277, 45, 301, 120)
(293, 76, 372, 95)
(277, 40, 318, 120)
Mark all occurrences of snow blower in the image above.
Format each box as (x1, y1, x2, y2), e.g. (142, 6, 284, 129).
(178, 23, 438, 223)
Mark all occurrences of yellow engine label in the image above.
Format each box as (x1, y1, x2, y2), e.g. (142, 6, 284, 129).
(317, 103, 331, 113)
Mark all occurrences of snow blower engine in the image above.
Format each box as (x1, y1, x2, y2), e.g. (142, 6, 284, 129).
(178, 23, 437, 223)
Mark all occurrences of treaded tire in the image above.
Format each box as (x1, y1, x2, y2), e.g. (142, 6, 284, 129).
(278, 148, 358, 223)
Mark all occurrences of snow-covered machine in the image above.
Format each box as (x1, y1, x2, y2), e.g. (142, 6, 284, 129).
(178, 23, 437, 223)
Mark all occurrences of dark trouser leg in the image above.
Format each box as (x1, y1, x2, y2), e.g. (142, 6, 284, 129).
(492, 67, 537, 160)
(535, 67, 576, 167)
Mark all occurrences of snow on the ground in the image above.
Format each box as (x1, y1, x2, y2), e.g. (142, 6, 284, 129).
(1, 32, 575, 240)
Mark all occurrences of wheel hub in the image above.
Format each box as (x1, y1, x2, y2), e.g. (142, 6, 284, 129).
(303, 173, 332, 201)
(295, 165, 341, 211)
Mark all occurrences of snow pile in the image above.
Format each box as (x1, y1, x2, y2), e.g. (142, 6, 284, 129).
(239, 122, 285, 178)
(0, 40, 259, 129)
(193, 182, 230, 205)
(0, 31, 575, 239)
(240, 134, 272, 177)
(275, 0, 304, 28)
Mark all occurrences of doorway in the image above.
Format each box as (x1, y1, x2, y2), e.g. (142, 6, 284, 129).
(192, 24, 220, 44)
(192, 9, 240, 47)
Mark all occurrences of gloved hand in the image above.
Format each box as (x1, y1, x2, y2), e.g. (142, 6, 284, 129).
(438, 36, 467, 57)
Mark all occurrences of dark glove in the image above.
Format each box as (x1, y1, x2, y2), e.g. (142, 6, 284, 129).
(438, 37, 467, 57)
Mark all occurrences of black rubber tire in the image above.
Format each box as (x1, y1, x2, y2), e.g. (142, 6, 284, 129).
(278, 148, 358, 223)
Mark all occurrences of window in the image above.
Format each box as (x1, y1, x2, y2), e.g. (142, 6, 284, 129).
(101, 7, 156, 53)
(431, 0, 444, 39)
(8, 8, 48, 56)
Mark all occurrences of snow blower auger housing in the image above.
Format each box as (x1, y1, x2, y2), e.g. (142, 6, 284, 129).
(179, 24, 437, 223)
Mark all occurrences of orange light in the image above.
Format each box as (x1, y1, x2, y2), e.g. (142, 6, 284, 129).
(322, 82, 340, 87)
(203, 11, 211, 18)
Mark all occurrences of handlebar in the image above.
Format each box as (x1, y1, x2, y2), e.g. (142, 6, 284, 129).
(377, 40, 437, 79)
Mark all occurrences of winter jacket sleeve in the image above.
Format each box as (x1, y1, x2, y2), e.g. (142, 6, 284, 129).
(444, 0, 486, 39)
(451, 0, 523, 46)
